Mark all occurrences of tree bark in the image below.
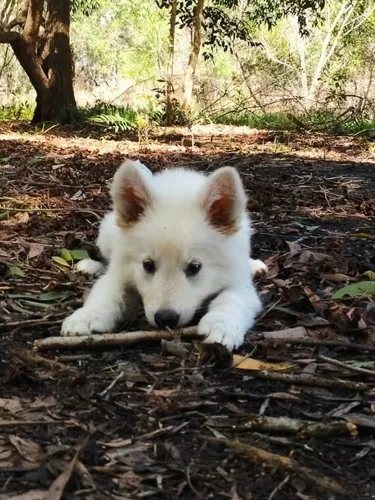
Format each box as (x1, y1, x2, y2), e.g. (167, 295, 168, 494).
(34, 0, 76, 123)
(182, 0, 205, 111)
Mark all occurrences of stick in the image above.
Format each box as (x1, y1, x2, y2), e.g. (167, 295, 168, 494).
(251, 370, 369, 392)
(35, 326, 202, 351)
(244, 414, 357, 438)
(7, 345, 82, 379)
(259, 337, 375, 353)
(0, 206, 104, 216)
(318, 354, 375, 377)
(206, 437, 344, 494)
(0, 419, 78, 427)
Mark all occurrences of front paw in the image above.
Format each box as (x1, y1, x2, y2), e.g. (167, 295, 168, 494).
(61, 307, 118, 336)
(249, 258, 268, 277)
(198, 313, 245, 351)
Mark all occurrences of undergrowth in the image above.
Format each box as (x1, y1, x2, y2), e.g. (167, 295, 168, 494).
(214, 110, 375, 134)
(0, 102, 34, 121)
(1, 101, 375, 136)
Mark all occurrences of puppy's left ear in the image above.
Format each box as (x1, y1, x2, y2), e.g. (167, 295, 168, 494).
(201, 167, 247, 234)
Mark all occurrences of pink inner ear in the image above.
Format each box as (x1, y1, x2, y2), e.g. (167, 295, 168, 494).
(207, 192, 236, 232)
(122, 183, 147, 225)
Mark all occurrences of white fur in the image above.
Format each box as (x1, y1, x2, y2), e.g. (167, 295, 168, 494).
(76, 258, 104, 276)
(61, 160, 265, 351)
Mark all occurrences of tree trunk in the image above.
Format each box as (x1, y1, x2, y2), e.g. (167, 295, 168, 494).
(0, 0, 77, 124)
(165, 0, 178, 125)
(182, 0, 205, 111)
(35, 0, 76, 123)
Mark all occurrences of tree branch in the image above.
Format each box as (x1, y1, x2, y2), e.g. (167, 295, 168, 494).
(23, 0, 43, 43)
(0, 31, 21, 42)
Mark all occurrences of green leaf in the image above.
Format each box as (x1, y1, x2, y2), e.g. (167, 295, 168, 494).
(362, 271, 375, 281)
(332, 281, 375, 299)
(348, 361, 375, 368)
(10, 266, 25, 277)
(60, 248, 73, 262)
(29, 157, 44, 165)
(52, 256, 71, 267)
(70, 249, 89, 261)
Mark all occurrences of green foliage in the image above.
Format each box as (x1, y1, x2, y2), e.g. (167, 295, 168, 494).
(332, 282, 375, 299)
(0, 103, 34, 121)
(71, 0, 169, 83)
(82, 103, 164, 132)
(248, 0, 325, 33)
(214, 109, 375, 134)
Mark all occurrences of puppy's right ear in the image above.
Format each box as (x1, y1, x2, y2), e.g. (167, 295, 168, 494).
(111, 160, 152, 227)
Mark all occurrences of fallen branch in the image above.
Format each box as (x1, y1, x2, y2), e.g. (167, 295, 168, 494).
(251, 370, 368, 392)
(244, 414, 357, 438)
(35, 326, 202, 351)
(207, 437, 344, 494)
(7, 345, 82, 379)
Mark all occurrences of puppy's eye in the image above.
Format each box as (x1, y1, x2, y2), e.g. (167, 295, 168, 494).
(143, 259, 156, 274)
(185, 261, 202, 277)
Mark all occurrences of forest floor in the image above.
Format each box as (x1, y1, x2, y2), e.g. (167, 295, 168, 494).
(1, 122, 375, 500)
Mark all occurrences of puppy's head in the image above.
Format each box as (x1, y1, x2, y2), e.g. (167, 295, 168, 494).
(112, 160, 248, 328)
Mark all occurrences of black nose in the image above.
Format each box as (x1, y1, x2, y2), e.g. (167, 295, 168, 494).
(154, 309, 180, 328)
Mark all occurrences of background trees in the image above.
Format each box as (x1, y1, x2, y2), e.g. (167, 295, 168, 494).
(1, 0, 375, 126)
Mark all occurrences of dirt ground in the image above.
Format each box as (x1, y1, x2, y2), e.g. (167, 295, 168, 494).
(1, 123, 375, 500)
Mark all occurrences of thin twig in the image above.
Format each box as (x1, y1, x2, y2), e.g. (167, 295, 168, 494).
(268, 474, 290, 500)
(318, 354, 375, 377)
(205, 437, 344, 494)
(251, 370, 369, 392)
(244, 414, 357, 438)
(0, 206, 104, 216)
(260, 337, 375, 353)
(7, 345, 82, 379)
(1, 319, 63, 329)
(99, 371, 124, 398)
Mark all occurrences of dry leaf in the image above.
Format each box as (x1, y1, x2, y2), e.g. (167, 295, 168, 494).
(268, 392, 300, 400)
(28, 243, 44, 259)
(14, 212, 29, 223)
(233, 356, 295, 371)
(286, 241, 302, 258)
(9, 435, 43, 463)
(323, 273, 355, 283)
(100, 438, 132, 448)
(0, 398, 23, 414)
(261, 326, 310, 340)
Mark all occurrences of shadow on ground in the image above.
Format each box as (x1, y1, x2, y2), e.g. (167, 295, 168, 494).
(0, 128, 375, 499)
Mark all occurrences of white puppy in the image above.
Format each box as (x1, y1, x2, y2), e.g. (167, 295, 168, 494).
(61, 160, 266, 351)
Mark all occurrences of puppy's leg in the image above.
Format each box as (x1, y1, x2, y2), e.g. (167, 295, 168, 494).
(198, 284, 262, 351)
(75, 212, 118, 277)
(249, 258, 268, 277)
(61, 267, 126, 336)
